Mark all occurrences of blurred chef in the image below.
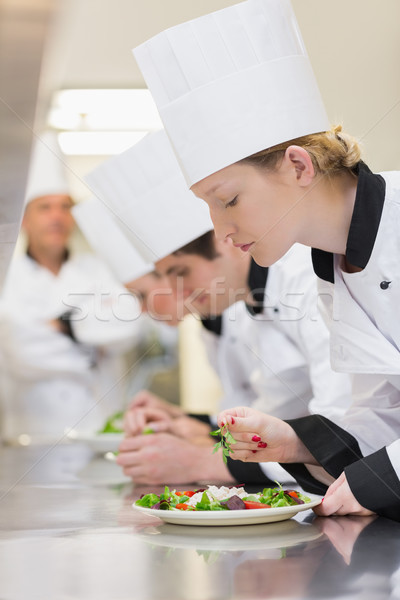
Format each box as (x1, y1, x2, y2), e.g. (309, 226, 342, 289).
(0, 132, 142, 442)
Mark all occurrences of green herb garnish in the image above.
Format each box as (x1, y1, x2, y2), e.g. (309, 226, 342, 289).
(210, 423, 237, 464)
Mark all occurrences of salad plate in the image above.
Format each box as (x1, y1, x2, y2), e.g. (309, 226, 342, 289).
(66, 431, 124, 453)
(132, 493, 322, 526)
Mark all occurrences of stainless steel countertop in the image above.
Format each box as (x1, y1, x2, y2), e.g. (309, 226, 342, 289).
(0, 443, 399, 600)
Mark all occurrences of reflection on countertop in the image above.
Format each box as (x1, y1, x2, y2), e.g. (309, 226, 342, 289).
(0, 443, 399, 600)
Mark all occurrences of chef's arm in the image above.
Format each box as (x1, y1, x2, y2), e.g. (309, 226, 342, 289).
(62, 279, 143, 353)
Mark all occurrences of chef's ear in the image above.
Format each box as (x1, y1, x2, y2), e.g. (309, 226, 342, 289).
(284, 145, 315, 186)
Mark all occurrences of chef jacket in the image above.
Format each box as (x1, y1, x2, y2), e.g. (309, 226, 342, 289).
(285, 164, 400, 520)
(0, 251, 142, 440)
(200, 243, 352, 492)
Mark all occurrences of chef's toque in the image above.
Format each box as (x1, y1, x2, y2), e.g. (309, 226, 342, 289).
(24, 131, 70, 205)
(133, 0, 330, 187)
(72, 197, 153, 284)
(85, 130, 213, 263)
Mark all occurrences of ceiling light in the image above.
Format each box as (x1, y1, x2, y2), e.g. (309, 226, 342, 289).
(48, 89, 163, 131)
(58, 131, 148, 155)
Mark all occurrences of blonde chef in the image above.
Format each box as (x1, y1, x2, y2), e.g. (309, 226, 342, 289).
(133, 0, 400, 520)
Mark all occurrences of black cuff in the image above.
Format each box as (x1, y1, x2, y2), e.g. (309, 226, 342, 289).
(286, 415, 363, 478)
(187, 413, 212, 426)
(58, 311, 77, 342)
(345, 447, 400, 522)
(226, 457, 276, 487)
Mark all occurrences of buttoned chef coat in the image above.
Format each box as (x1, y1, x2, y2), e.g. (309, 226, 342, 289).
(285, 163, 400, 520)
(200, 243, 352, 491)
(0, 251, 142, 440)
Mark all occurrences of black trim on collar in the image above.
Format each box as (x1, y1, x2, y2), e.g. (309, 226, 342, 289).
(311, 162, 386, 283)
(201, 315, 223, 336)
(245, 258, 269, 315)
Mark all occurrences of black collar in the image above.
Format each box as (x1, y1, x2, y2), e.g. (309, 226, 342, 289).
(245, 258, 269, 316)
(201, 315, 223, 336)
(311, 162, 386, 283)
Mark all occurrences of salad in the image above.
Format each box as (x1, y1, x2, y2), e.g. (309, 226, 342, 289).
(97, 411, 124, 434)
(98, 411, 155, 435)
(135, 484, 311, 511)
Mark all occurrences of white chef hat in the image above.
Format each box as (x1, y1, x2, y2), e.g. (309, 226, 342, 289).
(85, 130, 213, 263)
(133, 0, 330, 187)
(24, 131, 70, 205)
(72, 197, 153, 284)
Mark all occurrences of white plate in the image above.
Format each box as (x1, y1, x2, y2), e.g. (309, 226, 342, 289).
(132, 494, 322, 526)
(67, 431, 124, 453)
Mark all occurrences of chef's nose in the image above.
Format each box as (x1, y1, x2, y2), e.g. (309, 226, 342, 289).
(209, 206, 236, 243)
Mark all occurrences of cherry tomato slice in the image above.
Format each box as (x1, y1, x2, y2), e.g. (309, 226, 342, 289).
(243, 501, 270, 509)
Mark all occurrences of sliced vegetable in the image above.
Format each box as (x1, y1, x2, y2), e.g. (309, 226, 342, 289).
(175, 503, 190, 510)
(243, 501, 270, 510)
(222, 495, 246, 510)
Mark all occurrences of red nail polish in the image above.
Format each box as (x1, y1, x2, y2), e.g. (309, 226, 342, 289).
(231, 417, 235, 425)
(257, 442, 267, 448)
(252, 435, 261, 442)
(252, 450, 257, 454)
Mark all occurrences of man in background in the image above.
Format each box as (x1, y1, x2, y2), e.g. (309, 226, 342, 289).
(0, 132, 141, 442)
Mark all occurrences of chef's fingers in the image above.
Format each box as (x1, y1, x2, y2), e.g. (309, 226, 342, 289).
(217, 410, 270, 440)
(118, 434, 149, 453)
(313, 473, 374, 517)
(123, 408, 146, 436)
(124, 407, 172, 436)
(223, 431, 268, 445)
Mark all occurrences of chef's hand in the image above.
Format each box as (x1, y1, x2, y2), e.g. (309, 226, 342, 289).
(124, 389, 183, 436)
(313, 472, 375, 517)
(217, 406, 317, 464)
(116, 432, 235, 485)
(149, 415, 213, 444)
(124, 406, 174, 437)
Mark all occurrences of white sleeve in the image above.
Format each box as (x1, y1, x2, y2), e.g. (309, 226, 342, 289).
(66, 259, 144, 353)
(384, 439, 400, 474)
(340, 374, 400, 455)
(287, 262, 353, 422)
(0, 307, 92, 379)
(259, 462, 298, 487)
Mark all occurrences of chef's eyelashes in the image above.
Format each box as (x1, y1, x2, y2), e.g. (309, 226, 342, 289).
(225, 195, 238, 209)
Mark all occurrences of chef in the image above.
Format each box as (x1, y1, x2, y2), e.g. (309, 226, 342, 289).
(0, 132, 142, 442)
(133, 0, 400, 518)
(85, 129, 350, 490)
